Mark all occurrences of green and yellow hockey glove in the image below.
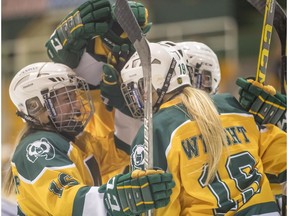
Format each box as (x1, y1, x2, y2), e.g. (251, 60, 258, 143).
(101, 1, 152, 71)
(236, 77, 286, 131)
(100, 64, 133, 116)
(45, 0, 112, 68)
(98, 169, 175, 216)
(45, 0, 151, 71)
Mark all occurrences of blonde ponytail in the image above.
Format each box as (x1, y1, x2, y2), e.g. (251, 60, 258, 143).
(179, 87, 227, 185)
(3, 126, 29, 195)
(3, 165, 15, 195)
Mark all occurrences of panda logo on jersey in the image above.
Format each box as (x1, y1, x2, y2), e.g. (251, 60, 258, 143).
(26, 138, 55, 163)
(131, 144, 145, 170)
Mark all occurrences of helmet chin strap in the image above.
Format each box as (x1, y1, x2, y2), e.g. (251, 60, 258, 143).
(153, 58, 177, 113)
(16, 111, 55, 131)
(16, 111, 41, 125)
(17, 110, 84, 140)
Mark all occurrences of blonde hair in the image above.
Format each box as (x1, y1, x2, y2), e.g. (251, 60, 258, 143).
(178, 87, 227, 184)
(3, 102, 48, 195)
(3, 126, 29, 195)
(3, 97, 50, 195)
(3, 165, 15, 195)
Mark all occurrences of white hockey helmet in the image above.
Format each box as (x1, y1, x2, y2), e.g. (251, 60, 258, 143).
(158, 40, 178, 48)
(120, 42, 191, 119)
(177, 41, 221, 94)
(9, 62, 94, 134)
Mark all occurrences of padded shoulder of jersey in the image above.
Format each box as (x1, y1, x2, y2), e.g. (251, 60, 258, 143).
(212, 93, 248, 114)
(12, 130, 73, 181)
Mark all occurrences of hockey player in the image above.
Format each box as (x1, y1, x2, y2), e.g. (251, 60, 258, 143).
(45, 0, 150, 181)
(158, 41, 287, 214)
(179, 41, 286, 132)
(158, 41, 286, 132)
(120, 42, 286, 215)
(4, 62, 175, 216)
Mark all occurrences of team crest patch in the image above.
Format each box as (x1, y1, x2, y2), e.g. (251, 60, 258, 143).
(26, 138, 55, 163)
(131, 144, 145, 170)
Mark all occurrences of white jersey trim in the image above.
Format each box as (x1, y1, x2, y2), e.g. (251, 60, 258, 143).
(220, 112, 254, 118)
(82, 187, 107, 215)
(114, 109, 143, 146)
(74, 51, 104, 86)
(12, 162, 76, 184)
(252, 212, 280, 216)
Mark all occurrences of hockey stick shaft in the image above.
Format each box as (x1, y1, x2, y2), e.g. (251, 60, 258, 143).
(114, 4, 154, 215)
(114, 0, 153, 171)
(247, 0, 286, 94)
(255, 0, 276, 84)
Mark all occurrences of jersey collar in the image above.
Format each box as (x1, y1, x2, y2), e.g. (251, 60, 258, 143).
(159, 97, 182, 110)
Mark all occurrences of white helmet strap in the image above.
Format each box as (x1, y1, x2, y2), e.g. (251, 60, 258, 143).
(153, 58, 177, 113)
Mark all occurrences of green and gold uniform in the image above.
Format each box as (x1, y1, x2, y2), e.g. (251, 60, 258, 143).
(11, 90, 130, 216)
(12, 130, 106, 215)
(131, 93, 286, 216)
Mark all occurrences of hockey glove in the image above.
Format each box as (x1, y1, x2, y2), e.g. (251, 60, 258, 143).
(45, 0, 112, 68)
(100, 1, 152, 71)
(98, 169, 175, 216)
(236, 77, 287, 131)
(100, 64, 132, 116)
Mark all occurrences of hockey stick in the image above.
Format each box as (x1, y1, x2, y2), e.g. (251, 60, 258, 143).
(249, 0, 276, 84)
(247, 0, 287, 94)
(114, 0, 153, 171)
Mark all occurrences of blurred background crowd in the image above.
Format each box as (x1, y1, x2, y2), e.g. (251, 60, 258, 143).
(1, 0, 286, 211)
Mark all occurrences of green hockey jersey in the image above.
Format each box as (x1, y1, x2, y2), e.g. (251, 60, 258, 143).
(131, 93, 286, 216)
(11, 130, 108, 215)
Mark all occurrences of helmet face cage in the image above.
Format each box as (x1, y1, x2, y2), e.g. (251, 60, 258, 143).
(43, 76, 94, 134)
(187, 62, 214, 94)
(120, 78, 145, 119)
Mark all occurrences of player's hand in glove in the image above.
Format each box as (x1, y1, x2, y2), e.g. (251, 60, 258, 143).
(98, 1, 152, 71)
(46, 0, 151, 71)
(98, 169, 175, 216)
(236, 77, 286, 131)
(100, 64, 133, 116)
(45, 0, 111, 68)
